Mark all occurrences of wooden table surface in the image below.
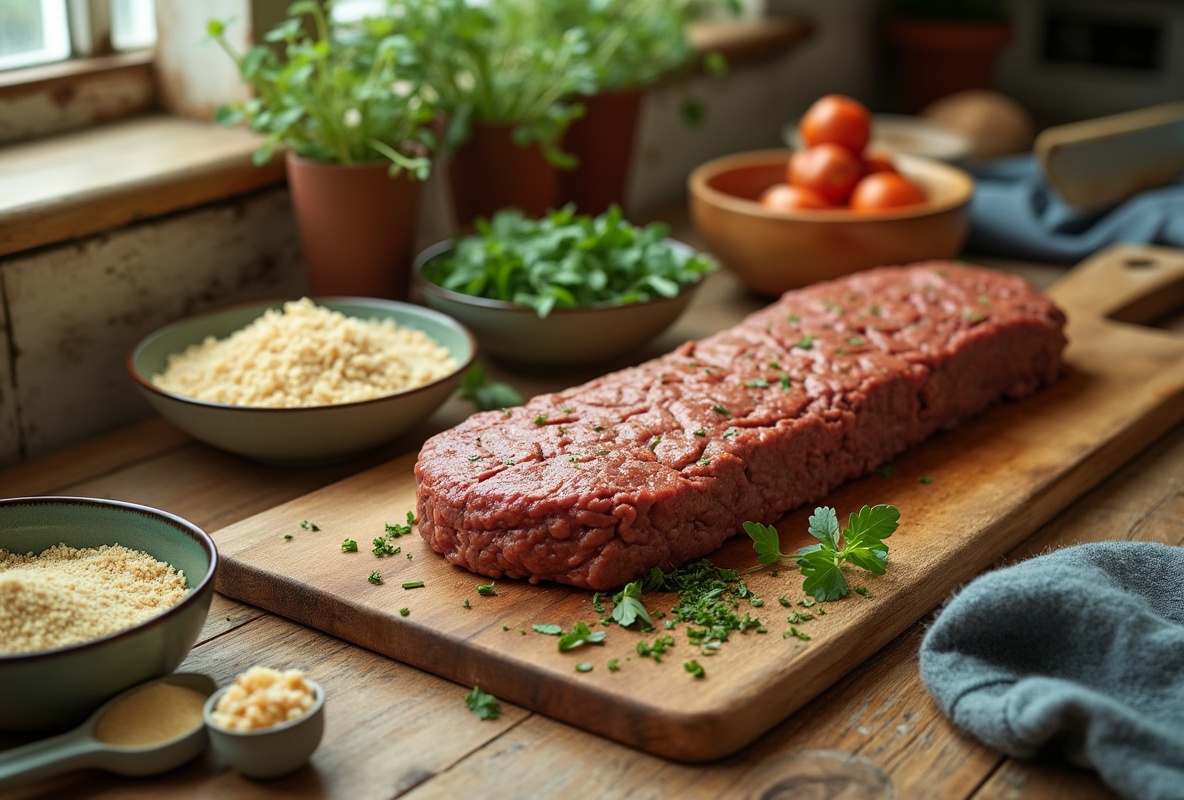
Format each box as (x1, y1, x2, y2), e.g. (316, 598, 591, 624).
(3, 255, 1181, 800)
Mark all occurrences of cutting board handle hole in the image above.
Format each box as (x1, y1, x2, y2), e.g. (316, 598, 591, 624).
(1122, 257, 1158, 270)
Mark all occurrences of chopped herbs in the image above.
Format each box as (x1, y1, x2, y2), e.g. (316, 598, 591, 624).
(463, 599, 471, 609)
(684, 660, 706, 678)
(610, 581, 654, 629)
(464, 686, 501, 720)
(401, 580, 425, 590)
(918, 475, 934, 484)
(846, 336, 865, 347)
(533, 623, 563, 636)
(636, 635, 676, 662)
(467, 454, 481, 462)
(368, 571, 382, 585)
(743, 504, 899, 601)
(399, 607, 410, 617)
(699, 456, 712, 466)
(723, 428, 739, 438)
(643, 560, 764, 652)
(711, 404, 731, 418)
(648, 436, 662, 451)
(533, 415, 548, 426)
(693, 428, 707, 437)
(283, 534, 293, 541)
(575, 662, 593, 673)
(795, 335, 816, 350)
(745, 378, 769, 388)
(476, 583, 496, 596)
(341, 538, 358, 553)
(458, 363, 524, 412)
(300, 520, 320, 531)
(385, 513, 415, 537)
(607, 658, 620, 672)
(372, 538, 400, 557)
(558, 621, 607, 651)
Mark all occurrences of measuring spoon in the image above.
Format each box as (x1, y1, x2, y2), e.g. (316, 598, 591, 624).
(0, 672, 216, 789)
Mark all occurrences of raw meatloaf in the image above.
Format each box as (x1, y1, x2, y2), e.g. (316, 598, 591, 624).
(415, 262, 1067, 591)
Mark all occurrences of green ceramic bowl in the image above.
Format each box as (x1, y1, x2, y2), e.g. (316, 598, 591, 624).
(0, 497, 217, 732)
(203, 679, 325, 779)
(127, 297, 476, 466)
(413, 240, 706, 368)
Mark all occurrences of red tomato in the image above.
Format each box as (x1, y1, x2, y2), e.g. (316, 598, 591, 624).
(760, 183, 831, 212)
(862, 152, 897, 174)
(787, 143, 865, 206)
(799, 94, 872, 157)
(849, 172, 928, 211)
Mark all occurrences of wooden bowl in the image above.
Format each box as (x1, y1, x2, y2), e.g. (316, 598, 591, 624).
(688, 149, 974, 296)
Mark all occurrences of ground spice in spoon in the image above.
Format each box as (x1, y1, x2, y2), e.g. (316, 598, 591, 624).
(94, 682, 207, 748)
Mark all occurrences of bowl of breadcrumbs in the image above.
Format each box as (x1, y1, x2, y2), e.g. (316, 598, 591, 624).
(127, 297, 476, 466)
(0, 496, 217, 732)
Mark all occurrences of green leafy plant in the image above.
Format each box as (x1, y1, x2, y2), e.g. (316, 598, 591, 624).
(457, 363, 524, 412)
(206, 0, 437, 177)
(610, 580, 654, 629)
(394, 0, 597, 167)
(421, 205, 718, 318)
(744, 505, 900, 601)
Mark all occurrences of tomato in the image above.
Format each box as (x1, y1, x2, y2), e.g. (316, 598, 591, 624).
(849, 172, 928, 211)
(787, 143, 865, 206)
(759, 183, 831, 212)
(799, 94, 872, 157)
(862, 152, 897, 175)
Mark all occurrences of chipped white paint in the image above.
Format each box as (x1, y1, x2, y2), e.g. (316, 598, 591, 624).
(1, 189, 304, 463)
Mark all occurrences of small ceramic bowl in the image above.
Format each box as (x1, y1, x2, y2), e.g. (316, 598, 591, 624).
(413, 240, 707, 368)
(0, 497, 217, 732)
(203, 679, 325, 779)
(688, 149, 974, 296)
(127, 297, 476, 466)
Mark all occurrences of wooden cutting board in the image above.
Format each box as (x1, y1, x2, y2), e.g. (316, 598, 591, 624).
(212, 244, 1184, 762)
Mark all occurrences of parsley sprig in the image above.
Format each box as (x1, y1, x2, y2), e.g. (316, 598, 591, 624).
(464, 686, 501, 720)
(743, 505, 899, 601)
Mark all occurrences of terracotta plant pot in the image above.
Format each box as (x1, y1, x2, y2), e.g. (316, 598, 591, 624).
(558, 88, 644, 215)
(447, 122, 560, 227)
(285, 152, 422, 300)
(886, 17, 1013, 113)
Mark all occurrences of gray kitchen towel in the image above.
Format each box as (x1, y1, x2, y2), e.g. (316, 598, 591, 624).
(919, 541, 1184, 800)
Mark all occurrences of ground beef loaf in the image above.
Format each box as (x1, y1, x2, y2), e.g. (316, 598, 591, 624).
(415, 262, 1067, 591)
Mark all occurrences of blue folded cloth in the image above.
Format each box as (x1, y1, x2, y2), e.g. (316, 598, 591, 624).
(965, 155, 1184, 263)
(919, 541, 1184, 800)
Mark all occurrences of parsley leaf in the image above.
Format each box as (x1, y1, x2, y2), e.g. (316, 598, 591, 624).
(610, 581, 654, 629)
(464, 686, 501, 720)
(557, 620, 607, 651)
(532, 623, 562, 636)
(744, 504, 899, 601)
(458, 363, 524, 412)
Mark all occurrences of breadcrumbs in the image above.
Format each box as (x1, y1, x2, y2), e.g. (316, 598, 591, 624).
(0, 543, 189, 655)
(210, 666, 317, 731)
(152, 298, 457, 407)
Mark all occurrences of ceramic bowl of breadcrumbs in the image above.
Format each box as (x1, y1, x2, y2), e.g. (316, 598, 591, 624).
(0, 496, 217, 732)
(128, 296, 476, 467)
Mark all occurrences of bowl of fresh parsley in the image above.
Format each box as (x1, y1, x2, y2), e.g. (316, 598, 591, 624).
(414, 205, 718, 368)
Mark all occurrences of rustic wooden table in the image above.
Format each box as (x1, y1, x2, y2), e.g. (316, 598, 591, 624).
(3, 254, 1180, 800)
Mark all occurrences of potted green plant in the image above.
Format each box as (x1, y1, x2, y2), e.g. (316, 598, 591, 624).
(393, 0, 597, 226)
(207, 0, 438, 300)
(554, 0, 734, 215)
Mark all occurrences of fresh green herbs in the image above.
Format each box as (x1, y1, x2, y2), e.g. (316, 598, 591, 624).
(532, 623, 563, 636)
(401, 580, 425, 590)
(368, 571, 382, 585)
(465, 686, 501, 720)
(385, 512, 415, 537)
(610, 581, 654, 629)
(372, 538, 401, 557)
(644, 560, 763, 652)
(476, 583, 496, 596)
(684, 660, 706, 678)
(300, 520, 320, 532)
(421, 205, 718, 319)
(458, 363, 524, 412)
(557, 621, 607, 651)
(341, 538, 358, 553)
(743, 504, 900, 601)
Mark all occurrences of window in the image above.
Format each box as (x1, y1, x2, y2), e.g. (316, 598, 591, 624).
(0, 0, 154, 71)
